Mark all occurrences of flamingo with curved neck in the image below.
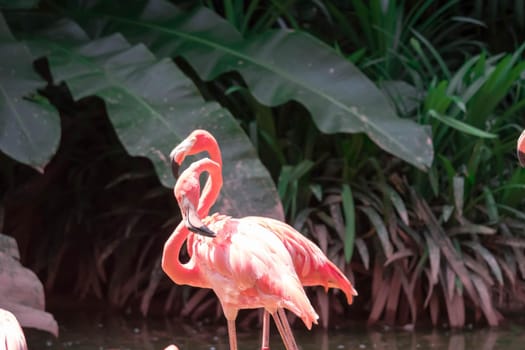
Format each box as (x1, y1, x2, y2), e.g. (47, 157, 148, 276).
(162, 157, 317, 350)
(518, 129, 525, 167)
(170, 129, 357, 349)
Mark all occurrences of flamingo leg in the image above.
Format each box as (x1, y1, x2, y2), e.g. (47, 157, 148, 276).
(226, 319, 238, 350)
(277, 308, 298, 349)
(271, 310, 299, 350)
(261, 311, 271, 350)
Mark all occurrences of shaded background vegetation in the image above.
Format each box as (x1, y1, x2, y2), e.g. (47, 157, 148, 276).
(1, 0, 525, 331)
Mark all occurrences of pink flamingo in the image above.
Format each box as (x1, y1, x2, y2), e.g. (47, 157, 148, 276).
(518, 129, 525, 167)
(0, 309, 27, 350)
(170, 130, 357, 348)
(162, 157, 317, 350)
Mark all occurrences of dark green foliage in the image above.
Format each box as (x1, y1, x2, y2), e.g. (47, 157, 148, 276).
(1, 0, 524, 330)
(0, 0, 430, 327)
(0, 15, 60, 170)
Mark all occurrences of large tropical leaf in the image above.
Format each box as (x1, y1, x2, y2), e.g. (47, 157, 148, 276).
(67, 0, 434, 170)
(0, 14, 60, 171)
(22, 19, 283, 219)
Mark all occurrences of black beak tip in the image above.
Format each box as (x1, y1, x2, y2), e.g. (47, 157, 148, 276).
(188, 224, 217, 238)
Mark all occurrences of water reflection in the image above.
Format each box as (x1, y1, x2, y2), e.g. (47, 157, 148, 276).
(313, 327, 525, 350)
(25, 311, 525, 350)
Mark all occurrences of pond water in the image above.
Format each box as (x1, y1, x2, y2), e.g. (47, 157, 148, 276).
(26, 311, 525, 350)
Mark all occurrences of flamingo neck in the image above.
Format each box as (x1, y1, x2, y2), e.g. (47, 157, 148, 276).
(196, 143, 223, 217)
(191, 132, 222, 167)
(161, 222, 203, 287)
(205, 139, 222, 168)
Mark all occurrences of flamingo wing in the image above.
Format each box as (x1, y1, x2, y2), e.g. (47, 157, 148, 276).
(242, 216, 357, 304)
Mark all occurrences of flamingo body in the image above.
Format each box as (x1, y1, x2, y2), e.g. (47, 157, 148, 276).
(193, 214, 318, 328)
(172, 129, 357, 302)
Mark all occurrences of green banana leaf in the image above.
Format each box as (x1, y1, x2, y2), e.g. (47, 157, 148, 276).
(0, 14, 60, 171)
(23, 19, 283, 219)
(70, 0, 433, 170)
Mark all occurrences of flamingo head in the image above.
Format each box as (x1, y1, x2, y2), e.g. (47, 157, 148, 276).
(174, 160, 217, 238)
(518, 129, 525, 167)
(170, 130, 216, 165)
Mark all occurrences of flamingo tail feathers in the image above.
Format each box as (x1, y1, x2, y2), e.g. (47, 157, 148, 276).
(320, 260, 358, 305)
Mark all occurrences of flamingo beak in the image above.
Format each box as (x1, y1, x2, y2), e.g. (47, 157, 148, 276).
(184, 200, 216, 237)
(518, 130, 525, 167)
(170, 137, 196, 178)
(171, 159, 180, 178)
(170, 137, 196, 165)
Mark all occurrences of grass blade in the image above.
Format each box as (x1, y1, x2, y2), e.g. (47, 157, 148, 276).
(341, 184, 356, 262)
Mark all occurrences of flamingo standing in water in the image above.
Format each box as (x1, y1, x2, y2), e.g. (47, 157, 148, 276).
(518, 129, 525, 167)
(170, 129, 357, 348)
(162, 157, 317, 350)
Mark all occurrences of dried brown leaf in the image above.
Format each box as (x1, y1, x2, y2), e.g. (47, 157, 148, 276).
(448, 224, 496, 235)
(191, 297, 216, 322)
(328, 195, 345, 242)
(385, 269, 402, 325)
(388, 216, 405, 251)
(140, 258, 163, 316)
(491, 236, 525, 248)
(313, 224, 329, 254)
(424, 233, 440, 286)
(383, 249, 413, 267)
(496, 256, 516, 286)
(316, 288, 329, 329)
(468, 241, 503, 285)
(446, 267, 456, 301)
(429, 293, 440, 326)
(471, 275, 501, 326)
(411, 190, 477, 305)
(163, 287, 178, 313)
(95, 238, 122, 282)
(117, 269, 149, 307)
(359, 206, 394, 258)
(367, 277, 389, 326)
(371, 256, 383, 300)
(355, 238, 369, 270)
(500, 223, 525, 278)
(181, 289, 211, 317)
(423, 268, 435, 308)
(386, 184, 409, 225)
(463, 255, 494, 286)
(447, 292, 465, 328)
(45, 243, 66, 291)
(136, 236, 157, 278)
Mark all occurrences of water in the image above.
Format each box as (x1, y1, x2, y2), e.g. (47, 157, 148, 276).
(26, 311, 525, 350)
